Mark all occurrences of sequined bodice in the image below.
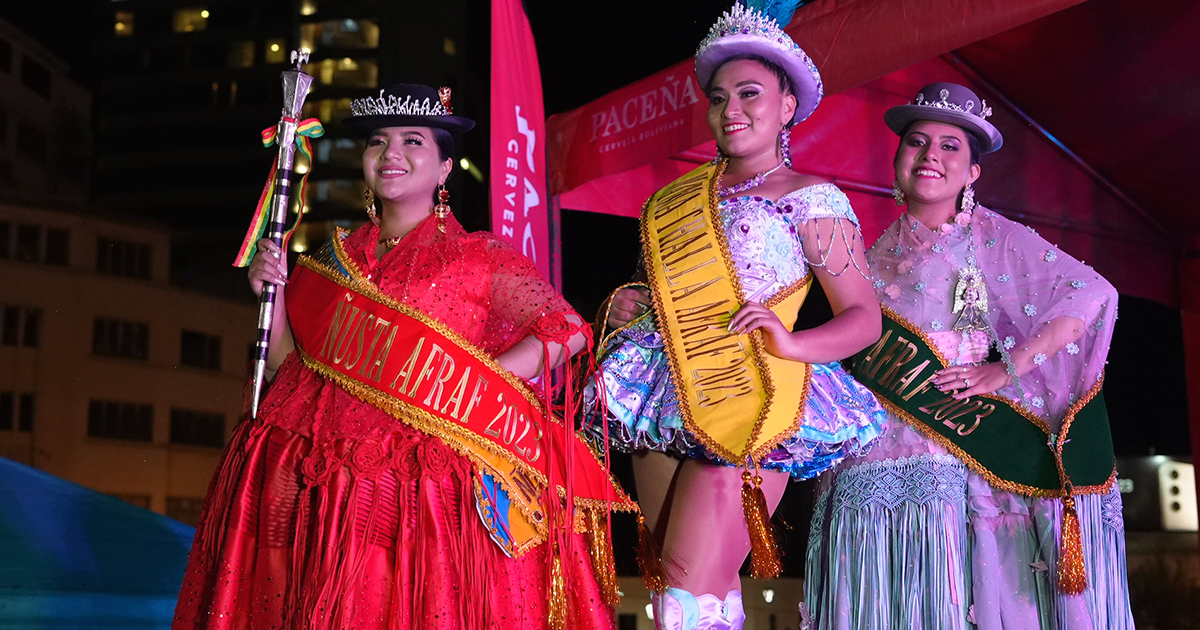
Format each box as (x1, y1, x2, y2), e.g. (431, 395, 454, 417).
(717, 182, 858, 303)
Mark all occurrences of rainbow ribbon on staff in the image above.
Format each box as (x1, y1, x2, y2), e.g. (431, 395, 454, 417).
(232, 117, 325, 267)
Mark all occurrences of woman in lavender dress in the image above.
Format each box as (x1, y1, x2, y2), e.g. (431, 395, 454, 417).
(802, 83, 1134, 629)
(587, 5, 887, 628)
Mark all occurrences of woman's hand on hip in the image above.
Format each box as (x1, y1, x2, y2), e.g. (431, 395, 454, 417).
(728, 302, 796, 359)
(248, 238, 288, 298)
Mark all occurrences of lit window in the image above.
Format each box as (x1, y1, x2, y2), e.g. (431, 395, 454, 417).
(317, 58, 376, 88)
(227, 41, 254, 68)
(114, 11, 134, 37)
(265, 38, 287, 64)
(443, 38, 456, 56)
(173, 8, 209, 33)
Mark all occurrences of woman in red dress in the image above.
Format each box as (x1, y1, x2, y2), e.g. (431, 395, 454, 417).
(172, 84, 627, 630)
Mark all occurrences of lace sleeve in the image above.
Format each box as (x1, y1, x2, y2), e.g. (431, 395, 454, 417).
(477, 236, 574, 355)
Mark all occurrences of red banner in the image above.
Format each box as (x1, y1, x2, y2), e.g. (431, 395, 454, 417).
(491, 0, 553, 282)
(546, 0, 1090, 201)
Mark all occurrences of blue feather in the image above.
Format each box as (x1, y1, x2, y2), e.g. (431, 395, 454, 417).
(743, 0, 807, 28)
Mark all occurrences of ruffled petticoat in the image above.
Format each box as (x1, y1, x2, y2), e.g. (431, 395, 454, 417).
(803, 421, 1134, 630)
(583, 316, 887, 479)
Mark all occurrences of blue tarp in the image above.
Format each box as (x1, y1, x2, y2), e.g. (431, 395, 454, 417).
(0, 457, 195, 629)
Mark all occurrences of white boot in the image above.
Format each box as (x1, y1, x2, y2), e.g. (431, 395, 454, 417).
(651, 587, 746, 630)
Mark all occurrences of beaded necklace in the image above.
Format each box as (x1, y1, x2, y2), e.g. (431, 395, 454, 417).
(717, 161, 786, 198)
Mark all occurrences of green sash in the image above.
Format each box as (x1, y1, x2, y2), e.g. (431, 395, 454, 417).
(851, 308, 1115, 497)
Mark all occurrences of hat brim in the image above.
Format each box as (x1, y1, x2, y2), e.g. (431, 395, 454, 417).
(884, 105, 1002, 153)
(695, 36, 822, 124)
(341, 114, 476, 136)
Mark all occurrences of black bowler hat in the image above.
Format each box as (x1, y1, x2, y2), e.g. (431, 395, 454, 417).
(341, 83, 475, 136)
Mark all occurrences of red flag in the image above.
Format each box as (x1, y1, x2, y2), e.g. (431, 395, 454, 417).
(491, 0, 553, 282)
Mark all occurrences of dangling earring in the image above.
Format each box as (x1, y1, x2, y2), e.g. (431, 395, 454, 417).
(779, 126, 792, 169)
(433, 184, 451, 233)
(711, 146, 727, 166)
(961, 184, 976, 214)
(364, 188, 379, 225)
(892, 179, 906, 206)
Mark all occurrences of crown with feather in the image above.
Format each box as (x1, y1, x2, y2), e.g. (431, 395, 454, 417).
(694, 3, 824, 124)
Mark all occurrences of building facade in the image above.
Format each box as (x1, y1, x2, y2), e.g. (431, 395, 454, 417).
(90, 0, 489, 283)
(0, 16, 92, 206)
(0, 201, 257, 524)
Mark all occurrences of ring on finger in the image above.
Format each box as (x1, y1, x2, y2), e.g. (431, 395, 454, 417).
(964, 378, 971, 387)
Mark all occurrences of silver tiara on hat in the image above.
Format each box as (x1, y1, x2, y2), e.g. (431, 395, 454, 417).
(914, 88, 993, 120)
(351, 91, 450, 117)
(694, 3, 823, 124)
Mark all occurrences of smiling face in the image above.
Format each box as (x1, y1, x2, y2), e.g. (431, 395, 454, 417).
(706, 58, 796, 161)
(362, 126, 452, 204)
(894, 121, 981, 207)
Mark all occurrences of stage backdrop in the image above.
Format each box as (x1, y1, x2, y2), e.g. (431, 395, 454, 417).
(490, 0, 554, 282)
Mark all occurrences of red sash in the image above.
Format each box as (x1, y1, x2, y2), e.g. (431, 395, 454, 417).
(286, 238, 634, 555)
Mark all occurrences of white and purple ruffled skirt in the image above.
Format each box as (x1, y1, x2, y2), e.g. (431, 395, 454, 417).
(583, 316, 887, 479)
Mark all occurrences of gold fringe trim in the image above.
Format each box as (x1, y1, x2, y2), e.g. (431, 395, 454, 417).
(742, 470, 783, 579)
(547, 549, 567, 630)
(635, 512, 669, 593)
(585, 509, 621, 607)
(1057, 497, 1088, 595)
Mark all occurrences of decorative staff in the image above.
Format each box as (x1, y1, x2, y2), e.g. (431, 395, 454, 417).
(232, 50, 324, 417)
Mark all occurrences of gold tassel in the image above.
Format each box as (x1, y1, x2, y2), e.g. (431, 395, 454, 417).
(742, 470, 782, 579)
(1057, 497, 1087, 595)
(548, 549, 568, 630)
(586, 509, 622, 607)
(635, 512, 669, 593)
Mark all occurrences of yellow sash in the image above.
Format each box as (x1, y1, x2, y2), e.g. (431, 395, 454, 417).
(641, 162, 812, 462)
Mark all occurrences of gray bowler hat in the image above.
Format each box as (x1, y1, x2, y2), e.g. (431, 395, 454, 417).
(884, 82, 1003, 153)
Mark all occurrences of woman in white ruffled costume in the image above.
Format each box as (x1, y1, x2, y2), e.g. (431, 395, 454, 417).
(588, 5, 887, 629)
(802, 83, 1134, 629)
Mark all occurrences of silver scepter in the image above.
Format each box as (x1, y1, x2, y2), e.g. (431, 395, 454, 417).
(250, 50, 313, 418)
